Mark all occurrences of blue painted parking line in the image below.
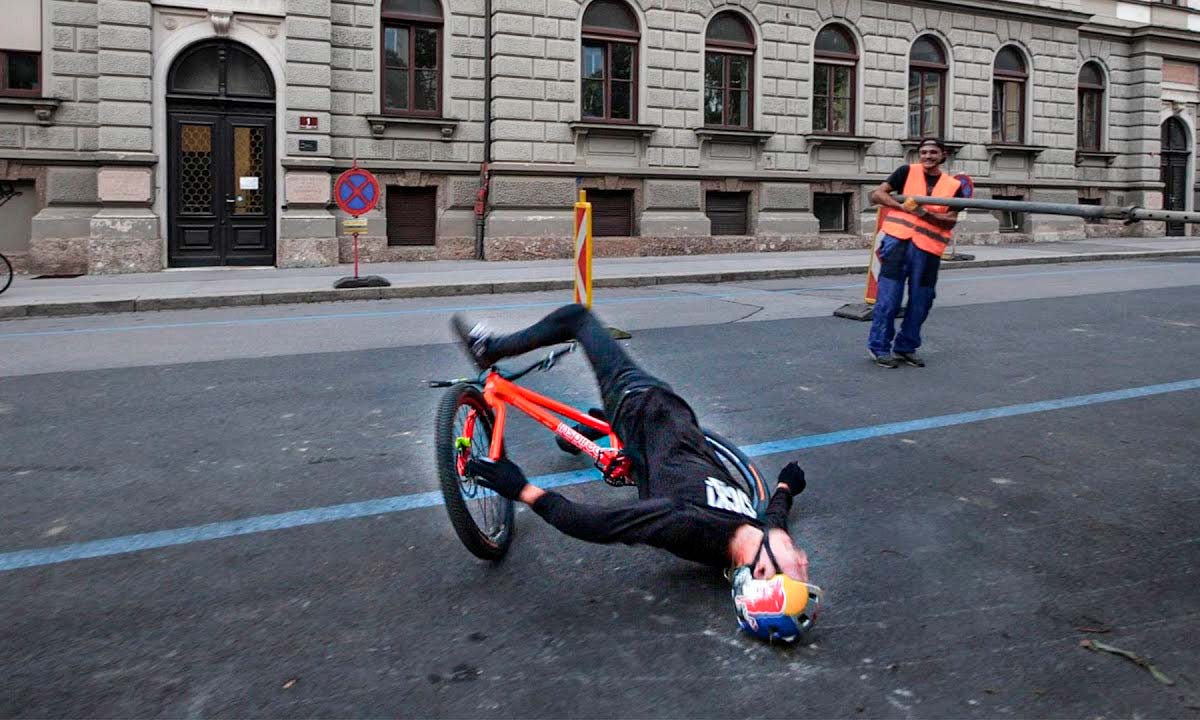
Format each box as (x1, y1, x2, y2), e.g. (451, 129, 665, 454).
(2, 376, 1197, 573)
(0, 262, 1190, 339)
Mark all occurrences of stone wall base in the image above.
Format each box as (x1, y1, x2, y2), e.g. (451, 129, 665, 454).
(88, 237, 162, 274)
(29, 237, 89, 275)
(483, 233, 879, 260)
(279, 237, 339, 268)
(337, 235, 475, 263)
(2, 249, 31, 274)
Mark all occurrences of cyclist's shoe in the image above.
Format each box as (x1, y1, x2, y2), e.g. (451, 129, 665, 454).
(894, 351, 925, 368)
(451, 314, 497, 370)
(871, 352, 899, 369)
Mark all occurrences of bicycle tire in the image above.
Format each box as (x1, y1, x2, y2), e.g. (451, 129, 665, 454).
(702, 428, 770, 521)
(0, 253, 11, 295)
(434, 383, 514, 560)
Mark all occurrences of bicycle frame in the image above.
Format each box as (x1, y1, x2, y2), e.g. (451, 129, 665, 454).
(461, 371, 631, 482)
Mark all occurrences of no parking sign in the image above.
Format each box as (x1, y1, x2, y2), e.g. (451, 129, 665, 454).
(332, 164, 390, 289)
(334, 166, 380, 217)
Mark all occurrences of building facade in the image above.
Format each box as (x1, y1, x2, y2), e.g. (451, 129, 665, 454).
(0, 0, 1198, 274)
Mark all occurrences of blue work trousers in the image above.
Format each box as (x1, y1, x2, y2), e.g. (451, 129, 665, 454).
(867, 234, 941, 357)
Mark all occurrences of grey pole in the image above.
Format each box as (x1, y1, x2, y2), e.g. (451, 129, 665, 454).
(894, 193, 1200, 224)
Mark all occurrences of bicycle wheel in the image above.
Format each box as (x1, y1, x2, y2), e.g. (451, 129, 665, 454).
(434, 383, 514, 560)
(0, 253, 11, 295)
(702, 428, 770, 521)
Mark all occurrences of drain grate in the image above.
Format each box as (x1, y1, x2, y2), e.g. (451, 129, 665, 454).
(32, 274, 84, 279)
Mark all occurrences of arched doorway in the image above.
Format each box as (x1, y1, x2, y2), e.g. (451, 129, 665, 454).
(166, 40, 276, 266)
(1160, 117, 1190, 237)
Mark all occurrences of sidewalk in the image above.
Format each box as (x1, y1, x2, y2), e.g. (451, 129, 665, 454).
(2, 236, 1197, 319)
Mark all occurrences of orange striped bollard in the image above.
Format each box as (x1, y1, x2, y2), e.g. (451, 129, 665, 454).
(574, 190, 593, 308)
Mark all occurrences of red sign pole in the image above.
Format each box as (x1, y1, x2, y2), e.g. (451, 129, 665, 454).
(353, 232, 360, 279)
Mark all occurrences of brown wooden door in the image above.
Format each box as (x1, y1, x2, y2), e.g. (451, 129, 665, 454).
(168, 114, 275, 266)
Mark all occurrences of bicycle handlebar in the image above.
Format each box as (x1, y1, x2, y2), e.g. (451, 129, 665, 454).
(427, 342, 577, 388)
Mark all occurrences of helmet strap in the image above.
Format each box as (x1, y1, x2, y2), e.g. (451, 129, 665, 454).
(755, 529, 782, 576)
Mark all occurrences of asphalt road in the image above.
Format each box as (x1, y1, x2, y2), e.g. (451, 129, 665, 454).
(1, 258, 1198, 718)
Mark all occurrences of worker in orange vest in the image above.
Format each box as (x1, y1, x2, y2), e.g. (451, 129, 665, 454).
(866, 138, 965, 368)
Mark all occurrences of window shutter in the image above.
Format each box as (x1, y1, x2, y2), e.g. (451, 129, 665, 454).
(386, 187, 437, 246)
(705, 192, 748, 236)
(588, 190, 633, 237)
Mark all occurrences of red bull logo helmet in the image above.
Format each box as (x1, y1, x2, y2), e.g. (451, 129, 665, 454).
(729, 566, 822, 643)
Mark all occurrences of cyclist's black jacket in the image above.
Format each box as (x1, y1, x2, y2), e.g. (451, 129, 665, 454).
(531, 387, 794, 568)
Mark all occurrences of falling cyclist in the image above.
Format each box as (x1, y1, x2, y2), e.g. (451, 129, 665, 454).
(452, 304, 821, 642)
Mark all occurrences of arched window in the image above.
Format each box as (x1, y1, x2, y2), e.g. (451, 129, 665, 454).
(704, 11, 754, 128)
(813, 24, 857, 135)
(1078, 62, 1105, 151)
(168, 41, 274, 99)
(581, 0, 639, 123)
(908, 36, 946, 138)
(382, 0, 443, 116)
(992, 46, 1027, 143)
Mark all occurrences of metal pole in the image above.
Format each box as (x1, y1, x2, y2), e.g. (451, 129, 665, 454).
(473, 0, 492, 261)
(895, 193, 1200, 224)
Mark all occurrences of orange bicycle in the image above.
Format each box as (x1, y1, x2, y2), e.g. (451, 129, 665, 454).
(430, 343, 770, 560)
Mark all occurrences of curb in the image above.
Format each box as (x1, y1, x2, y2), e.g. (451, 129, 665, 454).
(0, 248, 1195, 320)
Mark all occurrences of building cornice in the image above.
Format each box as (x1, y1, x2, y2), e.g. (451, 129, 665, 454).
(1080, 22, 1200, 45)
(909, 0, 1093, 28)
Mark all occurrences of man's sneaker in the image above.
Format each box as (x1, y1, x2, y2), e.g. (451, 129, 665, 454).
(450, 314, 496, 370)
(895, 351, 926, 368)
(871, 352, 899, 369)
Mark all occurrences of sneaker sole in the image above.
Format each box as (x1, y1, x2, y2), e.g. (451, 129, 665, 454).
(869, 353, 899, 368)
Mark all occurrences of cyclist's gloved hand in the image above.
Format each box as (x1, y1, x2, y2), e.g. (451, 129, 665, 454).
(465, 457, 528, 501)
(777, 461, 806, 496)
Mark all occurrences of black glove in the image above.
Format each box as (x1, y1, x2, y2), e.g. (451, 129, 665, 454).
(777, 461, 806, 496)
(465, 457, 528, 501)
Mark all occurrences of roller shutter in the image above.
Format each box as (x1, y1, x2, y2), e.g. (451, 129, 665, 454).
(706, 192, 748, 236)
(386, 187, 437, 246)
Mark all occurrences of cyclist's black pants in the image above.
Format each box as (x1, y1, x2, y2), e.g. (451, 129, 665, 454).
(487, 304, 727, 502)
(484, 304, 669, 427)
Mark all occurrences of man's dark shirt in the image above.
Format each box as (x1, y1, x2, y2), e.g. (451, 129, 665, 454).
(885, 165, 966, 198)
(530, 387, 794, 568)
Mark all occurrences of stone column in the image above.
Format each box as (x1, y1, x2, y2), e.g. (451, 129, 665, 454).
(1122, 52, 1167, 237)
(484, 176, 576, 259)
(280, 0, 336, 266)
(953, 186, 1001, 244)
(641, 180, 710, 238)
(29, 167, 98, 275)
(281, 169, 337, 267)
(757, 182, 818, 241)
(1027, 188, 1086, 241)
(91, 0, 161, 273)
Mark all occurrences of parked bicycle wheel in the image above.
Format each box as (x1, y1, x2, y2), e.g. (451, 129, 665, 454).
(434, 383, 514, 560)
(702, 428, 770, 521)
(0, 252, 12, 295)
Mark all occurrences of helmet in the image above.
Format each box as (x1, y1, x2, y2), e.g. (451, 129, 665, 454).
(729, 565, 822, 643)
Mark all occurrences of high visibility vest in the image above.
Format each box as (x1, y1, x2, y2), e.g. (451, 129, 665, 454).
(879, 164, 960, 256)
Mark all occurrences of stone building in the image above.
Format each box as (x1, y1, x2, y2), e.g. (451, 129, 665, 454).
(0, 0, 1197, 275)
